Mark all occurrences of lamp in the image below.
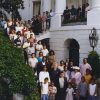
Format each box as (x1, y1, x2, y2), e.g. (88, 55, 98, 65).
(89, 27, 98, 51)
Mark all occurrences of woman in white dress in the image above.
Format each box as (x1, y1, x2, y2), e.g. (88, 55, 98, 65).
(66, 83, 74, 100)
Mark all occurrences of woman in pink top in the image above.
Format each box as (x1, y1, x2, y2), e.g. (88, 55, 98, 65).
(42, 12, 47, 31)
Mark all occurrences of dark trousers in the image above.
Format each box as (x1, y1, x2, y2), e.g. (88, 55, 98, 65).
(24, 50, 28, 64)
(56, 89, 66, 100)
(79, 96, 87, 100)
(46, 20, 50, 29)
(88, 96, 97, 100)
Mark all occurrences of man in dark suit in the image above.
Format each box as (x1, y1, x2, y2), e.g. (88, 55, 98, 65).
(63, 6, 70, 23)
(56, 71, 68, 100)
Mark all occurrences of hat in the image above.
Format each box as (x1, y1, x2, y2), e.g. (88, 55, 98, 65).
(73, 66, 80, 70)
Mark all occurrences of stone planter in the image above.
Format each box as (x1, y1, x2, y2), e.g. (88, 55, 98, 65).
(13, 93, 24, 100)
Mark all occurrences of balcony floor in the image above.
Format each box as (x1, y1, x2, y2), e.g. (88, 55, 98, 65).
(62, 21, 87, 26)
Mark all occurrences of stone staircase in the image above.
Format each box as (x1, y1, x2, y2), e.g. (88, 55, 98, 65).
(36, 31, 50, 41)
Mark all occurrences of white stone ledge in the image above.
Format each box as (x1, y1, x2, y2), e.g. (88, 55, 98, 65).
(50, 25, 100, 32)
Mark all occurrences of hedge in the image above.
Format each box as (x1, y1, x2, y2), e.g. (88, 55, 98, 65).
(0, 27, 39, 100)
(88, 51, 100, 78)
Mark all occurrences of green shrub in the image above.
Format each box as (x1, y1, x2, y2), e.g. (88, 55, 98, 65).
(88, 51, 100, 78)
(0, 27, 39, 100)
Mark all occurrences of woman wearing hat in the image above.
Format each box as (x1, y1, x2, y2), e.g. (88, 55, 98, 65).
(72, 66, 82, 86)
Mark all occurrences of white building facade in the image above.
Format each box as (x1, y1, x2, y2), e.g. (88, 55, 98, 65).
(19, 0, 100, 64)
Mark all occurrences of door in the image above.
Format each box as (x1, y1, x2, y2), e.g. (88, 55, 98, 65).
(69, 39, 80, 66)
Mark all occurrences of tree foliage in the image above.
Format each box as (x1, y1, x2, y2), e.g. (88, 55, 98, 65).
(0, 0, 24, 19)
(88, 51, 100, 78)
(0, 27, 39, 100)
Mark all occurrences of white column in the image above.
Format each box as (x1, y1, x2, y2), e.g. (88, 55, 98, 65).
(55, 0, 66, 14)
(88, 0, 92, 9)
(41, 0, 51, 13)
(91, 0, 100, 9)
(51, 0, 66, 29)
(87, 0, 100, 25)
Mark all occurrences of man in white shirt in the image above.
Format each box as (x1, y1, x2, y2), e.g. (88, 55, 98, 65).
(1, 19, 7, 28)
(29, 28, 35, 39)
(23, 39, 30, 64)
(28, 53, 38, 69)
(50, 9, 54, 17)
(27, 42, 35, 58)
(36, 41, 43, 57)
(42, 45, 49, 56)
(39, 65, 50, 83)
(41, 77, 49, 100)
(56, 71, 67, 100)
(15, 24, 22, 33)
(24, 28, 31, 39)
(23, 39, 30, 49)
(85, 3, 90, 18)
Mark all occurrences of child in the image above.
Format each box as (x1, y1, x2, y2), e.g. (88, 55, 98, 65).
(65, 83, 74, 100)
(64, 67, 69, 81)
(78, 76, 88, 100)
(84, 69, 92, 84)
(71, 78, 79, 100)
(41, 77, 49, 100)
(88, 78, 97, 100)
(48, 82, 57, 100)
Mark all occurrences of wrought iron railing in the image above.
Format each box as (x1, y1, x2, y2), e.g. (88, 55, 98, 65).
(61, 15, 87, 26)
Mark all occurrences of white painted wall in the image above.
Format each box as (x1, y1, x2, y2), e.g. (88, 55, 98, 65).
(87, 0, 100, 25)
(19, 0, 85, 21)
(18, 0, 100, 66)
(19, 0, 40, 21)
(41, 0, 51, 13)
(50, 25, 100, 64)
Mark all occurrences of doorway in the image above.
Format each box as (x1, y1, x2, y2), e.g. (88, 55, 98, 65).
(41, 38, 50, 50)
(65, 39, 80, 66)
(33, 1, 41, 16)
(69, 39, 80, 66)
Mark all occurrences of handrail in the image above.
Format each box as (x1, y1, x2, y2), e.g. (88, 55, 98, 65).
(61, 15, 87, 26)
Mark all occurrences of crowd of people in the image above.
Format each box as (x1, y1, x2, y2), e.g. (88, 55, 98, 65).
(31, 10, 53, 34)
(63, 3, 90, 23)
(0, 11, 100, 100)
(0, 9, 54, 36)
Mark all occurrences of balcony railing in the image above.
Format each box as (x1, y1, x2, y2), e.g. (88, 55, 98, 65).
(61, 15, 87, 26)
